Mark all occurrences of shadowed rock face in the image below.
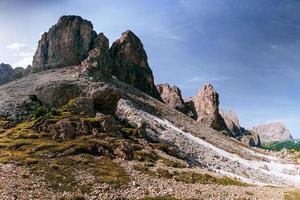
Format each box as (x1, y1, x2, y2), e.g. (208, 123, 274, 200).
(0, 63, 30, 85)
(192, 84, 230, 133)
(110, 30, 161, 100)
(219, 109, 242, 136)
(0, 63, 14, 85)
(32, 15, 96, 72)
(253, 122, 293, 144)
(156, 83, 186, 112)
(77, 33, 112, 80)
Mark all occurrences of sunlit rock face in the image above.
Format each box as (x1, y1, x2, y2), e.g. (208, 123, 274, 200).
(191, 84, 230, 133)
(253, 122, 294, 144)
(156, 83, 186, 112)
(32, 15, 96, 72)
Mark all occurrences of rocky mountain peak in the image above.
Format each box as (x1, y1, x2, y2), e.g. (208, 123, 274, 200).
(253, 122, 293, 144)
(192, 84, 229, 132)
(32, 15, 96, 72)
(110, 30, 161, 99)
(156, 83, 185, 111)
(219, 109, 242, 136)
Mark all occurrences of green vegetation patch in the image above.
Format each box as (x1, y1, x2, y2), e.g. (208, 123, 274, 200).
(141, 196, 179, 200)
(262, 140, 300, 151)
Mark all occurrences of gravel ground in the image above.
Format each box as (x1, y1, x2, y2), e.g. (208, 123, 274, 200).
(0, 161, 292, 200)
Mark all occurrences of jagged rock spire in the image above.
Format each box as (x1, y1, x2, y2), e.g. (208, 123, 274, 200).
(32, 15, 96, 72)
(110, 30, 161, 99)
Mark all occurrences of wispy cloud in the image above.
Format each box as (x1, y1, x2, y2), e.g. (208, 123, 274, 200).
(178, 74, 232, 90)
(14, 56, 32, 67)
(187, 75, 232, 83)
(6, 43, 28, 51)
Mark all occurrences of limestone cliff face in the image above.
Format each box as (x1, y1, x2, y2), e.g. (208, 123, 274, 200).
(32, 15, 96, 72)
(110, 30, 161, 100)
(156, 83, 186, 112)
(191, 84, 229, 133)
(32, 16, 161, 100)
(219, 109, 242, 136)
(253, 122, 293, 144)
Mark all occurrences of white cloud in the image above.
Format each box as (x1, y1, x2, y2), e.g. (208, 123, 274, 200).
(14, 56, 32, 67)
(6, 43, 28, 51)
(19, 51, 34, 57)
(187, 75, 232, 83)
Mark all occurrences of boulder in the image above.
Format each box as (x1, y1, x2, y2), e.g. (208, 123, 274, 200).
(191, 84, 230, 133)
(89, 85, 121, 115)
(32, 15, 96, 72)
(156, 83, 186, 112)
(110, 30, 161, 99)
(34, 81, 81, 107)
(50, 116, 122, 141)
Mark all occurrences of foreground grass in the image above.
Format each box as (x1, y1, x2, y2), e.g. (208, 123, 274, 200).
(285, 190, 300, 200)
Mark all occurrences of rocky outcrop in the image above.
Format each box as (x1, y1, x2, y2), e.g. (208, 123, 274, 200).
(32, 15, 96, 72)
(240, 128, 261, 147)
(77, 33, 112, 80)
(89, 85, 121, 115)
(191, 84, 229, 133)
(219, 109, 242, 136)
(0, 63, 14, 85)
(0, 63, 31, 85)
(253, 122, 293, 144)
(110, 30, 161, 99)
(156, 83, 186, 112)
(34, 80, 82, 107)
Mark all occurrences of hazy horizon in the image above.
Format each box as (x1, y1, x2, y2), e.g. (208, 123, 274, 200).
(1, 0, 300, 138)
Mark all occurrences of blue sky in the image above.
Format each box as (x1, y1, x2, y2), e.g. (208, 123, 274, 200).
(1, 0, 300, 138)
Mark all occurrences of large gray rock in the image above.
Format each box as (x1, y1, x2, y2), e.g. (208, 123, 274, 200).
(156, 83, 186, 112)
(89, 85, 121, 115)
(191, 84, 229, 133)
(110, 30, 161, 100)
(32, 15, 96, 72)
(253, 122, 293, 144)
(34, 80, 81, 107)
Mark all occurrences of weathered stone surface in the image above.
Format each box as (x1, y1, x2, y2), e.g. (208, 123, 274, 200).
(110, 30, 161, 99)
(50, 116, 122, 141)
(77, 33, 112, 80)
(89, 85, 121, 115)
(0, 64, 32, 85)
(34, 80, 81, 107)
(32, 15, 96, 72)
(156, 83, 186, 112)
(0, 63, 14, 85)
(240, 129, 261, 147)
(219, 109, 242, 136)
(93, 32, 109, 49)
(253, 122, 293, 144)
(191, 84, 229, 133)
(63, 97, 96, 117)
